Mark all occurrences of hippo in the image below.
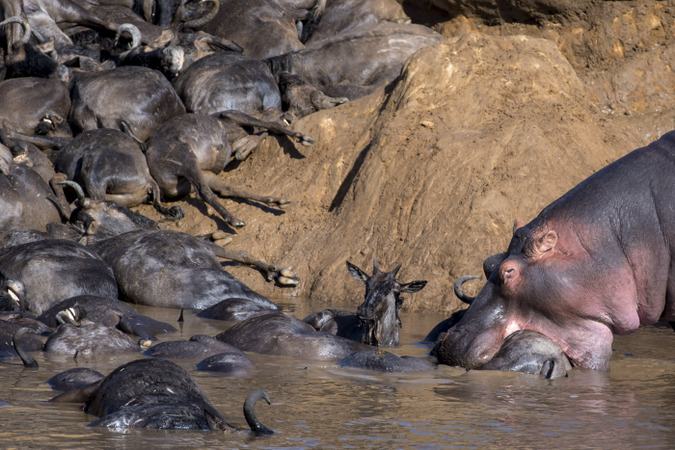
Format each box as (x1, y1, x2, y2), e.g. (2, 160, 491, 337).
(435, 131, 675, 371)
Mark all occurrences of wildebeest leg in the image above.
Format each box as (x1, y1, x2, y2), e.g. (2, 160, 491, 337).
(218, 110, 315, 147)
(0, 128, 69, 151)
(231, 133, 267, 161)
(47, 173, 74, 220)
(149, 148, 246, 227)
(204, 241, 299, 286)
(202, 172, 290, 208)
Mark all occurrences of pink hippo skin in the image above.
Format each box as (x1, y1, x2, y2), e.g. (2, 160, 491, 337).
(435, 131, 675, 370)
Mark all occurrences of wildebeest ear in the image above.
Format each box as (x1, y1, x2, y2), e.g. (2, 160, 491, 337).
(346, 260, 369, 283)
(526, 230, 558, 260)
(400, 280, 427, 293)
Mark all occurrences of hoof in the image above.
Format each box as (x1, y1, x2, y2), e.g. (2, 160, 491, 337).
(277, 268, 300, 286)
(213, 237, 232, 247)
(210, 230, 229, 240)
(277, 276, 300, 286)
(230, 219, 246, 228)
(300, 135, 315, 146)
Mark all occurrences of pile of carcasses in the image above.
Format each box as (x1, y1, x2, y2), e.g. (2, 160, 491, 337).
(0, 0, 570, 435)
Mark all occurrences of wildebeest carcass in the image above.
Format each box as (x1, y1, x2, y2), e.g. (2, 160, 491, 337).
(216, 312, 374, 361)
(51, 358, 273, 432)
(198, 0, 325, 59)
(0, 12, 69, 80)
(0, 238, 118, 314)
(303, 259, 427, 347)
(69, 65, 186, 142)
(0, 77, 71, 136)
(0, 144, 66, 232)
(3, 127, 183, 218)
(301, 0, 410, 44)
(90, 228, 291, 309)
(37, 294, 176, 337)
(145, 111, 312, 228)
(172, 52, 282, 116)
(266, 21, 442, 100)
(173, 50, 345, 122)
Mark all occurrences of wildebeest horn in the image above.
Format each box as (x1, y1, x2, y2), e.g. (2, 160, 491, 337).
(12, 328, 39, 368)
(179, 0, 220, 30)
(243, 389, 274, 435)
(0, 14, 31, 44)
(454, 275, 480, 304)
(58, 180, 90, 208)
(373, 257, 379, 272)
(392, 263, 402, 277)
(115, 23, 142, 50)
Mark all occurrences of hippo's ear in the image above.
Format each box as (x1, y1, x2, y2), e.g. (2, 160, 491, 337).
(346, 260, 369, 283)
(525, 230, 558, 260)
(513, 218, 526, 234)
(400, 280, 427, 293)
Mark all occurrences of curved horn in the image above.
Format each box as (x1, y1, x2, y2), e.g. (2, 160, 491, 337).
(243, 389, 274, 435)
(115, 23, 142, 50)
(454, 275, 480, 304)
(179, 0, 220, 30)
(373, 257, 379, 272)
(0, 14, 31, 45)
(58, 180, 89, 208)
(12, 328, 39, 368)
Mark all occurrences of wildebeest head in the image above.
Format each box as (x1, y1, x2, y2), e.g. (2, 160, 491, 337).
(0, 277, 26, 312)
(347, 259, 426, 347)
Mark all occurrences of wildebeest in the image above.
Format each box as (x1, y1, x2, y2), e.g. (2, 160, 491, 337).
(90, 229, 288, 309)
(0, 13, 69, 80)
(142, 334, 242, 359)
(4, 128, 183, 218)
(435, 131, 675, 371)
(0, 145, 66, 232)
(198, 0, 325, 59)
(266, 21, 442, 100)
(37, 294, 176, 337)
(0, 239, 118, 314)
(0, 316, 47, 359)
(52, 358, 273, 432)
(145, 110, 312, 227)
(216, 312, 374, 360)
(172, 52, 282, 116)
(69, 65, 186, 142)
(337, 350, 434, 373)
(301, 0, 409, 44)
(304, 259, 427, 347)
(0, 77, 71, 136)
(479, 330, 572, 379)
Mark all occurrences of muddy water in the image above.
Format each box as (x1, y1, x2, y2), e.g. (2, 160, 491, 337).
(1, 298, 674, 448)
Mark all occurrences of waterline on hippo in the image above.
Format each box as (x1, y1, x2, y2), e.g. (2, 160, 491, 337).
(435, 130, 675, 371)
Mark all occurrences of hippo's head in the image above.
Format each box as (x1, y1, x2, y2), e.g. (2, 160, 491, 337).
(435, 219, 619, 371)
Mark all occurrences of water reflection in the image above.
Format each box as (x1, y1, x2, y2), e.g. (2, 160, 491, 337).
(1, 300, 673, 448)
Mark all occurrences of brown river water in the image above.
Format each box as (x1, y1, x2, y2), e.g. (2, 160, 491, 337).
(1, 297, 674, 448)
